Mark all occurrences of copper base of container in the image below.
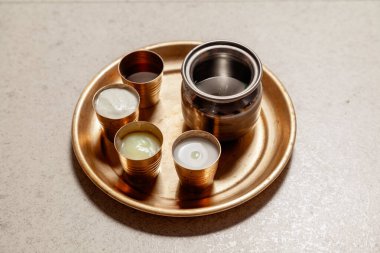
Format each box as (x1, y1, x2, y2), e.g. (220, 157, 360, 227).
(181, 84, 262, 141)
(71, 41, 296, 217)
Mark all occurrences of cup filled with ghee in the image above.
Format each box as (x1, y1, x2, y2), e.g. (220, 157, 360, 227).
(114, 121, 163, 181)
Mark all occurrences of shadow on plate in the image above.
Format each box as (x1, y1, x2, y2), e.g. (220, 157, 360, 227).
(70, 145, 293, 237)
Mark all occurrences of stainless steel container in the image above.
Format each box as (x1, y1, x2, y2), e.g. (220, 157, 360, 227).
(181, 41, 263, 141)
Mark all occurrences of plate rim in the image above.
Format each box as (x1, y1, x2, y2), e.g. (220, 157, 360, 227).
(71, 41, 297, 217)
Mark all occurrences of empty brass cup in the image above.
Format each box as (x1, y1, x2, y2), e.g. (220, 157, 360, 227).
(118, 50, 164, 108)
(114, 121, 163, 181)
(92, 84, 140, 141)
(172, 130, 221, 188)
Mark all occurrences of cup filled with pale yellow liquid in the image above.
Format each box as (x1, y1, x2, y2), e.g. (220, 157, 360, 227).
(114, 121, 163, 182)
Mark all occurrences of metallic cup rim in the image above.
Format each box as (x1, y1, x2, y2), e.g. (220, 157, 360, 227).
(114, 121, 163, 178)
(118, 50, 164, 108)
(172, 130, 221, 187)
(92, 83, 140, 139)
(181, 40, 263, 104)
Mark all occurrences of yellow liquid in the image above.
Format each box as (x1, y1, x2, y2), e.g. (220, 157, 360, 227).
(120, 132, 160, 160)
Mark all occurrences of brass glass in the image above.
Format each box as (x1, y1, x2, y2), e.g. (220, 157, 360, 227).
(114, 121, 163, 182)
(172, 130, 221, 188)
(118, 50, 164, 108)
(71, 41, 296, 217)
(92, 83, 139, 140)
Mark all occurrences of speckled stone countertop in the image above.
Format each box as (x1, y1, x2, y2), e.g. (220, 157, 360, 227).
(0, 1, 379, 252)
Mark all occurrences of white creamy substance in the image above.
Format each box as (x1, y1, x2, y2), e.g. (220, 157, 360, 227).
(120, 132, 160, 160)
(95, 88, 138, 119)
(173, 137, 219, 170)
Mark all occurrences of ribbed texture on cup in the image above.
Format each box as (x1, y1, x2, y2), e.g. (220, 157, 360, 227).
(100, 112, 138, 141)
(126, 75, 162, 108)
(123, 151, 161, 178)
(175, 164, 218, 188)
(118, 50, 164, 109)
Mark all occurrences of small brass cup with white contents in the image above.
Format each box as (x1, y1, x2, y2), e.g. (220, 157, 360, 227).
(92, 84, 140, 141)
(172, 130, 221, 188)
(114, 121, 163, 182)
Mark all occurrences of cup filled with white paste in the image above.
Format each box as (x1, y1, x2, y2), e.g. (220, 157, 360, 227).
(114, 121, 163, 181)
(92, 84, 140, 140)
(172, 130, 221, 188)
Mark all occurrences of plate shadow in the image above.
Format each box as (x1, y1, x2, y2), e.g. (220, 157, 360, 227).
(71, 144, 293, 237)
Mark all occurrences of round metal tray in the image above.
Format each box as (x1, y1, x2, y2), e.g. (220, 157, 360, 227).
(71, 41, 296, 217)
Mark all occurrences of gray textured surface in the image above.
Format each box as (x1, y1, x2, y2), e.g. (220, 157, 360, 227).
(1, 1, 380, 252)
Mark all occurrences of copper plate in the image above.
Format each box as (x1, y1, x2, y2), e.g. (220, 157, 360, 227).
(71, 41, 296, 217)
